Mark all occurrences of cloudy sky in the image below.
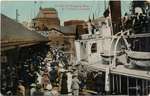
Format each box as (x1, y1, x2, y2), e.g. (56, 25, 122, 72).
(1, 0, 132, 25)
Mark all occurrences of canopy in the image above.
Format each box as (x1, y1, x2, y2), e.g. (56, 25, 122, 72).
(1, 14, 49, 51)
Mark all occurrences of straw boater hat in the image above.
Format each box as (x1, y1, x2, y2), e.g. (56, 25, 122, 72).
(45, 84, 52, 90)
(30, 83, 36, 87)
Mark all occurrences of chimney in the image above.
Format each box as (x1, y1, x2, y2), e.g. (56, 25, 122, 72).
(109, 0, 121, 34)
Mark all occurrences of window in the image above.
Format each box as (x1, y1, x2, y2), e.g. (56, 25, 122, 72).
(91, 43, 97, 53)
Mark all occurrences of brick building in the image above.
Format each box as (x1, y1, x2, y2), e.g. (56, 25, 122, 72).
(32, 7, 60, 31)
(48, 26, 76, 51)
(64, 20, 88, 38)
(64, 20, 85, 26)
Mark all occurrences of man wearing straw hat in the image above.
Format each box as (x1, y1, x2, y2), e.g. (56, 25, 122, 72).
(44, 84, 52, 96)
(71, 74, 81, 96)
(30, 83, 36, 96)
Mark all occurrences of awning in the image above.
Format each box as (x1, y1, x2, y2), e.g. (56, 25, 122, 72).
(1, 14, 49, 51)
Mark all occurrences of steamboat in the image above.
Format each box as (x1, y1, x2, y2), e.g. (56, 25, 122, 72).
(75, 0, 150, 95)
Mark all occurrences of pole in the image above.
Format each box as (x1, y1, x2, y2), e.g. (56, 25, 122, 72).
(127, 76, 129, 95)
(104, 0, 106, 10)
(105, 67, 110, 94)
(112, 74, 115, 92)
(16, 9, 19, 22)
(119, 75, 122, 94)
(142, 79, 144, 95)
(34, 1, 37, 18)
(116, 75, 118, 93)
(146, 80, 148, 95)
(136, 79, 138, 95)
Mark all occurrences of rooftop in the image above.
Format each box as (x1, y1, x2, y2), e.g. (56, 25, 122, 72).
(34, 7, 58, 19)
(1, 14, 48, 51)
(40, 8, 57, 11)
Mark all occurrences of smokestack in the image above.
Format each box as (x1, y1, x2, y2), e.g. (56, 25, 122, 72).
(109, 0, 121, 34)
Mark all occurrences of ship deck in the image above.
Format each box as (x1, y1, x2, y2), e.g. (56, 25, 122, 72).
(81, 61, 150, 80)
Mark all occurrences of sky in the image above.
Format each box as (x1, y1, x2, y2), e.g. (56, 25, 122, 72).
(1, 0, 132, 25)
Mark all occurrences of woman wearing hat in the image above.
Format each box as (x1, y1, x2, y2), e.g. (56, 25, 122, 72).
(17, 81, 25, 96)
(44, 84, 52, 96)
(41, 71, 50, 89)
(30, 83, 36, 96)
(71, 74, 81, 96)
(60, 72, 68, 95)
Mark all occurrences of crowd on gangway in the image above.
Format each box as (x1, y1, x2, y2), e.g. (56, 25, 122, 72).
(15, 46, 84, 96)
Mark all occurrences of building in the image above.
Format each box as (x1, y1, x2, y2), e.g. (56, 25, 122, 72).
(32, 7, 60, 31)
(64, 20, 88, 38)
(1, 14, 49, 95)
(48, 26, 76, 59)
(64, 20, 85, 26)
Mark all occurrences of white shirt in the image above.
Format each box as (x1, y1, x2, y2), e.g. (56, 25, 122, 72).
(36, 72, 42, 84)
(30, 88, 36, 96)
(87, 22, 92, 35)
(67, 72, 72, 93)
(101, 25, 111, 37)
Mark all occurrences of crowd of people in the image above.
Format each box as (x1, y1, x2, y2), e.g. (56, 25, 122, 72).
(1, 44, 50, 96)
(1, 43, 114, 96)
(122, 11, 150, 33)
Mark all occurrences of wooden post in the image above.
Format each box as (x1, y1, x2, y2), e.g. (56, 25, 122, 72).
(142, 79, 145, 95)
(127, 76, 129, 95)
(146, 80, 148, 95)
(136, 79, 138, 95)
(116, 75, 118, 93)
(112, 74, 115, 92)
(119, 75, 122, 94)
(105, 67, 110, 93)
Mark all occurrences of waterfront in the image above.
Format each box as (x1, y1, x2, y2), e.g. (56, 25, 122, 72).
(1, 0, 150, 96)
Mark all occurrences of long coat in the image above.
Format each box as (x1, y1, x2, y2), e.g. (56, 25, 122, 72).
(60, 73, 68, 94)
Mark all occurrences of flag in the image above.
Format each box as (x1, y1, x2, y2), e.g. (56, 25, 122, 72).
(93, 13, 95, 20)
(88, 16, 91, 22)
